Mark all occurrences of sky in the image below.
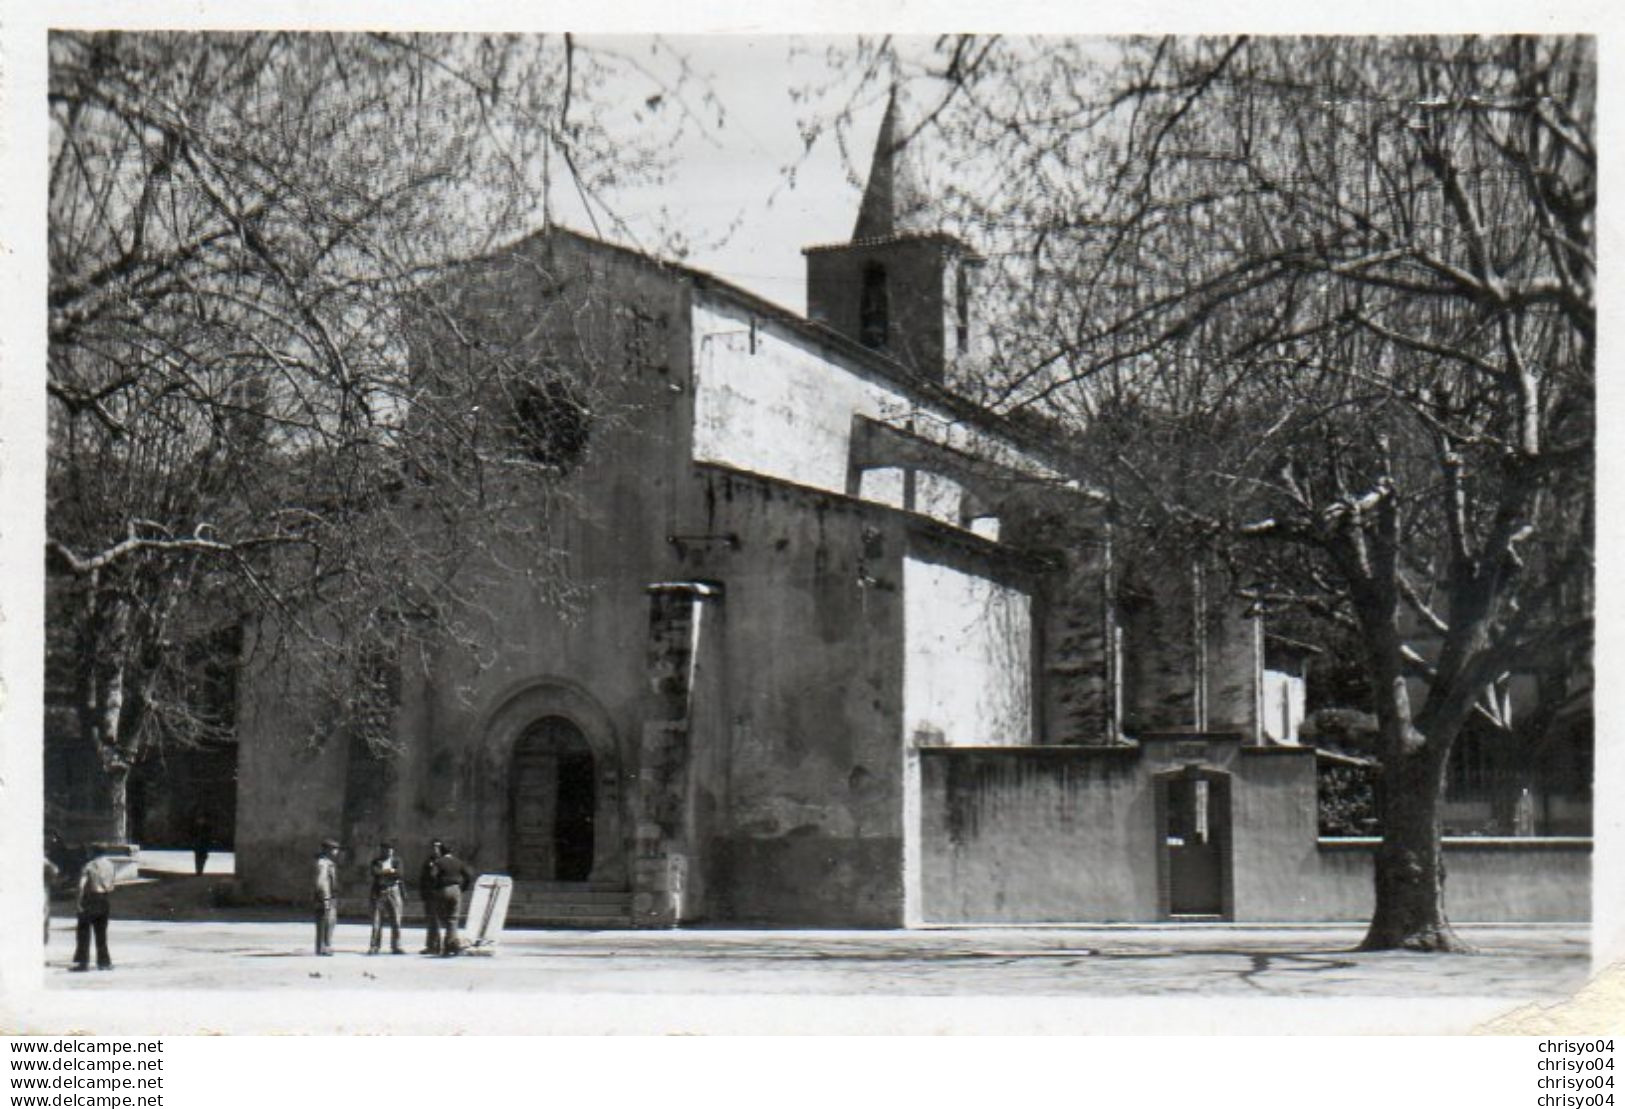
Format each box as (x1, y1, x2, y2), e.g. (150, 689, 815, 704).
(546, 35, 1099, 314)
(555, 35, 902, 313)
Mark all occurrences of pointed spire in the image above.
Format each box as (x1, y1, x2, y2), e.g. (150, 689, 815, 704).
(852, 85, 935, 241)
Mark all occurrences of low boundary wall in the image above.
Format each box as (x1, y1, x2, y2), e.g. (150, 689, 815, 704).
(917, 743, 1590, 924)
(1312, 837, 1590, 923)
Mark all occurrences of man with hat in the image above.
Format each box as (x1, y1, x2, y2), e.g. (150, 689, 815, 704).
(368, 839, 406, 955)
(313, 838, 340, 956)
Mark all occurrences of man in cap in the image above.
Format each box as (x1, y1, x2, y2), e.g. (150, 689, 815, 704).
(368, 839, 406, 955)
(418, 839, 445, 954)
(313, 838, 340, 956)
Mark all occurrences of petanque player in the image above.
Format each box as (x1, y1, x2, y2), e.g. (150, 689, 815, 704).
(418, 839, 444, 954)
(368, 839, 406, 955)
(71, 849, 117, 971)
(313, 838, 340, 956)
(426, 842, 476, 957)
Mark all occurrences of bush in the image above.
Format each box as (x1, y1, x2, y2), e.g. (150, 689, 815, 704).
(1318, 763, 1380, 836)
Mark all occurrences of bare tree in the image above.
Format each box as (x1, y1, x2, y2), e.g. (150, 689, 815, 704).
(47, 31, 710, 841)
(810, 35, 1593, 950)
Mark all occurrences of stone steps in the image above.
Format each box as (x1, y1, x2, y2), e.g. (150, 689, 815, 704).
(508, 880, 625, 894)
(397, 880, 636, 928)
(505, 883, 633, 928)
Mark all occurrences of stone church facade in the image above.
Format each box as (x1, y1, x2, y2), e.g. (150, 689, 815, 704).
(233, 97, 1587, 927)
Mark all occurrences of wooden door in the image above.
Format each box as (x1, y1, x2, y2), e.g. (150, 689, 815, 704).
(510, 717, 596, 881)
(511, 747, 560, 879)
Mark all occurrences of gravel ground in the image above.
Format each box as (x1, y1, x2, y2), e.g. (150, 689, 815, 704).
(26, 865, 1591, 1033)
(38, 915, 1588, 999)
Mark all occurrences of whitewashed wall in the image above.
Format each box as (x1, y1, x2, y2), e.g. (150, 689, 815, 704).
(1261, 669, 1305, 744)
(902, 556, 1033, 747)
(690, 295, 1048, 532)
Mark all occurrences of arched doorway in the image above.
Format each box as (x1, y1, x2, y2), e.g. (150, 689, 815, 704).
(510, 716, 597, 881)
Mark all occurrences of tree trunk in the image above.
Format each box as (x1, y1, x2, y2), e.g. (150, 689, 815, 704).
(104, 763, 131, 844)
(82, 590, 136, 844)
(1359, 741, 1468, 951)
(1351, 564, 1472, 953)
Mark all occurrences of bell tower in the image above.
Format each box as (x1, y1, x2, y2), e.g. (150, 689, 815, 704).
(803, 87, 981, 386)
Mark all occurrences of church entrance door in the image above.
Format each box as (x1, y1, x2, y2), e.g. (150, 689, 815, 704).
(510, 716, 597, 881)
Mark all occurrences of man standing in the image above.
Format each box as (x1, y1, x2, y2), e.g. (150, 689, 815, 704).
(418, 840, 444, 955)
(313, 838, 340, 956)
(191, 812, 211, 876)
(427, 843, 476, 957)
(43, 857, 59, 946)
(71, 849, 117, 971)
(368, 840, 406, 955)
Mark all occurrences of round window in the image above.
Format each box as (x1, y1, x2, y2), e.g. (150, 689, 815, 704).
(511, 378, 590, 469)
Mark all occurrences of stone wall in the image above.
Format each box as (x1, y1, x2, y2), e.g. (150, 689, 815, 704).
(998, 504, 1115, 745)
(633, 584, 722, 925)
(690, 294, 1050, 511)
(672, 465, 913, 926)
(235, 231, 696, 902)
(1203, 577, 1262, 737)
(902, 554, 1033, 748)
(920, 746, 1152, 922)
(1118, 569, 1199, 734)
(1116, 562, 1260, 740)
(1307, 838, 1591, 923)
(804, 236, 962, 384)
(917, 738, 1589, 924)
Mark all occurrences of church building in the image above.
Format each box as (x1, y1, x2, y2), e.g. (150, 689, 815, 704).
(233, 93, 1587, 928)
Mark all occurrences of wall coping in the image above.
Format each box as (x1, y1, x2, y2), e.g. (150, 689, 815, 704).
(1318, 836, 1593, 851)
(647, 580, 725, 597)
(1137, 731, 1245, 743)
(689, 460, 1044, 572)
(915, 743, 1140, 755)
(1239, 744, 1317, 757)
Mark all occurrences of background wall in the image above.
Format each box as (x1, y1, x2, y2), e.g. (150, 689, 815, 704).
(903, 555, 1032, 748)
(690, 295, 1049, 520)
